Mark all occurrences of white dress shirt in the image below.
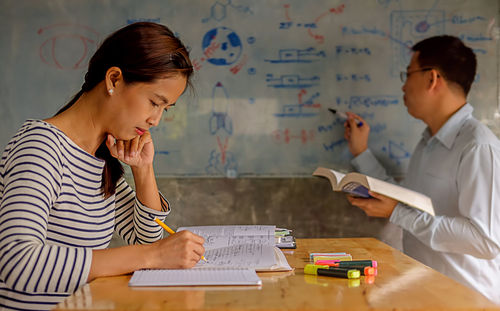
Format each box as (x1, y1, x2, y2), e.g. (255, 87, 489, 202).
(351, 104, 500, 304)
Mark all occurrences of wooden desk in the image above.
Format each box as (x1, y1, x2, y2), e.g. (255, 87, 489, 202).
(55, 238, 499, 311)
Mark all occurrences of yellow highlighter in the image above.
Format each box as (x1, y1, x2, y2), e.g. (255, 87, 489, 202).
(153, 217, 208, 262)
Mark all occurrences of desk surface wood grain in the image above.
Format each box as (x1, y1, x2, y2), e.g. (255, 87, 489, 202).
(54, 238, 500, 311)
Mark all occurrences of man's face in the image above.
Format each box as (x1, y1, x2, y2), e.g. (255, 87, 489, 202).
(401, 52, 434, 120)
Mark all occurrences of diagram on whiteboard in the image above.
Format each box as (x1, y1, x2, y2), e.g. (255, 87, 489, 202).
(390, 10, 445, 76)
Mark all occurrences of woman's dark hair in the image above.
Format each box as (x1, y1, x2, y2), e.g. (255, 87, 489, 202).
(412, 35, 476, 96)
(57, 22, 193, 197)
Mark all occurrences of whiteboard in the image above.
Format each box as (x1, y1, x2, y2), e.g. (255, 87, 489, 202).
(0, 0, 498, 177)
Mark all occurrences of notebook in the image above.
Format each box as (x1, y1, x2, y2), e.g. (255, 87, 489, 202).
(129, 225, 293, 287)
(177, 225, 292, 271)
(129, 268, 262, 287)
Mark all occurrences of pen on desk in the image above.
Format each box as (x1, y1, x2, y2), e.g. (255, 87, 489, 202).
(328, 108, 363, 127)
(153, 217, 208, 262)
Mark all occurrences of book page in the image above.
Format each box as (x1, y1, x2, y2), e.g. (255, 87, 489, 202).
(273, 247, 293, 271)
(129, 268, 262, 287)
(312, 167, 343, 190)
(177, 225, 276, 250)
(338, 172, 369, 189)
(175, 225, 292, 271)
(330, 169, 345, 184)
(366, 176, 435, 216)
(337, 172, 371, 198)
(195, 244, 278, 270)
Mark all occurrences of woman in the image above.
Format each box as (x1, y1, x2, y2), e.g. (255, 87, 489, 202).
(0, 22, 205, 310)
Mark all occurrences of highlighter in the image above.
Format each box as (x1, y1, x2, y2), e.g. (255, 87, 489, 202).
(336, 260, 377, 268)
(304, 264, 360, 279)
(305, 264, 376, 277)
(318, 268, 360, 279)
(315, 259, 377, 268)
(329, 266, 377, 276)
(313, 256, 351, 263)
(309, 252, 347, 261)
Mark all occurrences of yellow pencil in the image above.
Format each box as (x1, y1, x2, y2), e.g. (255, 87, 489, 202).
(153, 217, 208, 262)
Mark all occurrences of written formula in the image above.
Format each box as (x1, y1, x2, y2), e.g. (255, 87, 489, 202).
(335, 45, 371, 55)
(336, 74, 371, 82)
(336, 95, 399, 108)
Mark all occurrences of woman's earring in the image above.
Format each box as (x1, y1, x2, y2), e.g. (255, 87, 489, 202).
(108, 89, 114, 95)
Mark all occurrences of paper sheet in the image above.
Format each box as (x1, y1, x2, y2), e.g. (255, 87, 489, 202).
(177, 225, 276, 249)
(129, 268, 262, 286)
(195, 244, 278, 270)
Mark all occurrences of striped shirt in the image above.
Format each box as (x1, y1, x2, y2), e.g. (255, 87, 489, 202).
(0, 120, 169, 310)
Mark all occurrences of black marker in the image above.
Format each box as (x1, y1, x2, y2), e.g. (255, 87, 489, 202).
(328, 108, 363, 127)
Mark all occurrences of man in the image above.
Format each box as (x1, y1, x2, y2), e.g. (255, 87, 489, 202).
(344, 35, 500, 304)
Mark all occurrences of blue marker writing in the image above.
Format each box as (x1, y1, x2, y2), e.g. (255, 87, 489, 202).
(328, 108, 363, 127)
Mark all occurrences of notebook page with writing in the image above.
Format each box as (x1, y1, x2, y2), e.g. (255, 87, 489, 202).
(196, 244, 275, 269)
(194, 244, 292, 271)
(177, 225, 276, 249)
(129, 268, 262, 286)
(175, 225, 292, 271)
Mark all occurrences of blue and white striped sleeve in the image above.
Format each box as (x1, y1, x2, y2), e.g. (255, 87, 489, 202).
(113, 178, 169, 245)
(0, 131, 92, 294)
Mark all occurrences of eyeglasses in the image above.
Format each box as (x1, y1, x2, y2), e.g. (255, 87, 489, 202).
(400, 68, 433, 83)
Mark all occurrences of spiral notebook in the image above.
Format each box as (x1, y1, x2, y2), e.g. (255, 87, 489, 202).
(129, 268, 262, 287)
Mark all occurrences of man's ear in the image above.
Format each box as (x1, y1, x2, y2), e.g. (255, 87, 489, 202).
(105, 67, 123, 94)
(428, 69, 440, 91)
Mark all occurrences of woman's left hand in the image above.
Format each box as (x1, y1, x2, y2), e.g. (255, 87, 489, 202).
(106, 132, 155, 168)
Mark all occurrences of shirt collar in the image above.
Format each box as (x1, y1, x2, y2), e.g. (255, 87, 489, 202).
(421, 103, 473, 149)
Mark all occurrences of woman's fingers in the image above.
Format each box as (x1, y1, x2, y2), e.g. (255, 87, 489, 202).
(153, 231, 206, 269)
(129, 136, 140, 157)
(104, 132, 155, 166)
(106, 134, 118, 158)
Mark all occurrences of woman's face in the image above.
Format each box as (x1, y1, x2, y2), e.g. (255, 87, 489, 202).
(107, 74, 187, 140)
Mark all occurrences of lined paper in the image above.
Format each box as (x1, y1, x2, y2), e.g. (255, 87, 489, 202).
(175, 225, 293, 271)
(177, 225, 276, 249)
(195, 244, 277, 269)
(129, 268, 262, 286)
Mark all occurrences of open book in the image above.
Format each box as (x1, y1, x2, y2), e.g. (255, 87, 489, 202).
(129, 225, 291, 287)
(177, 225, 292, 272)
(313, 167, 435, 216)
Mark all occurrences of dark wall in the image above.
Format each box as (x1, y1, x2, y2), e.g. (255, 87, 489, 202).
(111, 178, 402, 250)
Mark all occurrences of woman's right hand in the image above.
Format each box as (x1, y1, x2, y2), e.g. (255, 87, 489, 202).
(88, 231, 205, 281)
(150, 230, 205, 269)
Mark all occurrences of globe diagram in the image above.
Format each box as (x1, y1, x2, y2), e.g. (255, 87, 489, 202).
(202, 27, 242, 66)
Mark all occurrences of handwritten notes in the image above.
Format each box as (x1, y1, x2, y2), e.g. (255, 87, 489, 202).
(177, 225, 292, 271)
